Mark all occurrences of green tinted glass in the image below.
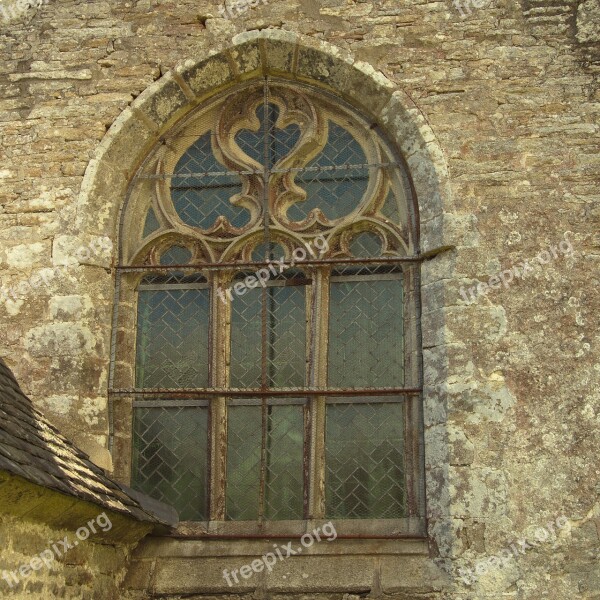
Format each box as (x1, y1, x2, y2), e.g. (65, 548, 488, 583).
(325, 401, 405, 519)
(132, 405, 208, 521)
(328, 277, 403, 388)
(226, 402, 304, 520)
(136, 287, 210, 388)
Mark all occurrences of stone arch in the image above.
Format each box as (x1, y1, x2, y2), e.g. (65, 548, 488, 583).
(76, 29, 458, 256)
(77, 29, 462, 565)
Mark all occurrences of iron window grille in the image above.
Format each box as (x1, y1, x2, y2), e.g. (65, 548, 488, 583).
(109, 78, 425, 538)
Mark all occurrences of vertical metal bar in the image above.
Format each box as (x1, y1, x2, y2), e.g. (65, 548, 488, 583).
(265, 85, 277, 513)
(302, 279, 313, 518)
(260, 77, 271, 390)
(303, 399, 311, 519)
(259, 278, 268, 520)
(263, 76, 272, 245)
(258, 77, 271, 519)
(259, 395, 268, 521)
(261, 291, 269, 388)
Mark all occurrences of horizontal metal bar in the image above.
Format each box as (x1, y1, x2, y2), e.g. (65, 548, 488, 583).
(134, 162, 401, 181)
(117, 256, 423, 272)
(173, 175, 370, 192)
(171, 532, 425, 540)
(138, 278, 311, 292)
(330, 273, 403, 282)
(230, 277, 311, 288)
(324, 396, 409, 404)
(110, 387, 422, 397)
(138, 283, 210, 291)
(228, 397, 308, 406)
(134, 399, 210, 408)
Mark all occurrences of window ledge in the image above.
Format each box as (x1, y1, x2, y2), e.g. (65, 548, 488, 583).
(165, 518, 426, 541)
(134, 532, 429, 559)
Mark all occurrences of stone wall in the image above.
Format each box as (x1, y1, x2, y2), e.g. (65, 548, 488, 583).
(0, 472, 152, 599)
(0, 1, 598, 599)
(0, 514, 128, 599)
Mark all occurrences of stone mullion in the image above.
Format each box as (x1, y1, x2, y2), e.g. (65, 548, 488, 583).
(308, 267, 329, 520)
(209, 272, 230, 521)
(392, 261, 423, 521)
(112, 272, 140, 484)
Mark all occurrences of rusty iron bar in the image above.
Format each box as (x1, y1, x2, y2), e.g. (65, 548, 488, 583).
(109, 387, 422, 397)
(171, 173, 369, 191)
(134, 161, 401, 181)
(258, 77, 271, 521)
(116, 256, 424, 271)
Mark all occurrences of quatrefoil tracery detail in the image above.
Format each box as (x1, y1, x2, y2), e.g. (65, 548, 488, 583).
(123, 81, 414, 267)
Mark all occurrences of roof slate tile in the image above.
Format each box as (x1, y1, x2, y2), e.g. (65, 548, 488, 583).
(0, 358, 175, 526)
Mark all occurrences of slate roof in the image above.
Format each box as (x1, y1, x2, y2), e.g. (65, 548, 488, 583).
(0, 358, 176, 526)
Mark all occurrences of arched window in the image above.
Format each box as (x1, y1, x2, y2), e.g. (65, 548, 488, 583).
(111, 79, 424, 536)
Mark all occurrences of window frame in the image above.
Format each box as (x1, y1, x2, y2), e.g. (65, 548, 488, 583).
(109, 78, 425, 539)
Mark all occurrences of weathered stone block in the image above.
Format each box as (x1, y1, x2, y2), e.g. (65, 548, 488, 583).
(131, 71, 191, 130)
(176, 53, 236, 99)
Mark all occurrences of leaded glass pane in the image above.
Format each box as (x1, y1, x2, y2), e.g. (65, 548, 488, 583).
(136, 286, 210, 388)
(229, 285, 262, 388)
(230, 280, 307, 388)
(267, 284, 307, 387)
(325, 401, 405, 519)
(226, 405, 261, 520)
(172, 131, 247, 229)
(132, 405, 208, 521)
(236, 103, 301, 168)
(328, 275, 403, 388)
(290, 121, 368, 221)
(251, 241, 285, 262)
(226, 402, 304, 520)
(349, 231, 383, 258)
(264, 404, 305, 519)
(160, 245, 192, 265)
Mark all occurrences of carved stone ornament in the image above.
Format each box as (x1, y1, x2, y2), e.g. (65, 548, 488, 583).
(121, 80, 414, 268)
